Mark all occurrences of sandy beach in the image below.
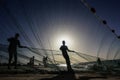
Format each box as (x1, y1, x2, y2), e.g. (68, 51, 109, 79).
(0, 72, 120, 80)
(0, 65, 120, 80)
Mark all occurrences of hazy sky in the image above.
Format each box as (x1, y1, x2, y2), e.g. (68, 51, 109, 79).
(0, 0, 120, 62)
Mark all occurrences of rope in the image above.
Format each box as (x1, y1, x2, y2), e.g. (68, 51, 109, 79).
(2, 2, 34, 47)
(19, 0, 51, 65)
(48, 39, 56, 64)
(80, 0, 120, 60)
(74, 52, 91, 62)
(113, 47, 120, 60)
(97, 33, 108, 58)
(106, 37, 116, 59)
(27, 47, 60, 71)
(27, 47, 43, 57)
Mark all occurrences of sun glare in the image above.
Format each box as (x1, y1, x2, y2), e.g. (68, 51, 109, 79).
(56, 35, 73, 48)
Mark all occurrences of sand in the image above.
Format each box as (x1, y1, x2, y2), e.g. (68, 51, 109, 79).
(0, 65, 120, 80)
(0, 72, 120, 80)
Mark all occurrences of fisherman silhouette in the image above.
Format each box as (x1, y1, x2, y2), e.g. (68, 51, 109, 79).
(97, 57, 102, 65)
(60, 40, 75, 71)
(43, 56, 48, 67)
(7, 33, 27, 69)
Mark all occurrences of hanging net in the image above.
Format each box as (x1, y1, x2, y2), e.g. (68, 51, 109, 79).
(0, 0, 120, 72)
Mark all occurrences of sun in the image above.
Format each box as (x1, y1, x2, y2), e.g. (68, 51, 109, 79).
(54, 35, 74, 50)
(57, 36, 71, 45)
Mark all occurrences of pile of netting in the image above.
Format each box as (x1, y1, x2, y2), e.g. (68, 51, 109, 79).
(0, 43, 98, 71)
(0, 44, 120, 73)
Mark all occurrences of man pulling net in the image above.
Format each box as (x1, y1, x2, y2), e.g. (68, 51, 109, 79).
(60, 40, 75, 71)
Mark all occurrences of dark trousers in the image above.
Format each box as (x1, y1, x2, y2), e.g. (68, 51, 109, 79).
(8, 49, 17, 68)
(62, 53, 72, 71)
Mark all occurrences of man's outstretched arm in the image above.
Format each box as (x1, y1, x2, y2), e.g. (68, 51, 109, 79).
(18, 40, 27, 48)
(68, 49, 75, 52)
(67, 47, 75, 52)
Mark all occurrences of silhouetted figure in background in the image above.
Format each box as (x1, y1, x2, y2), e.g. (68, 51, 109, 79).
(43, 56, 48, 67)
(7, 33, 26, 69)
(28, 56, 35, 66)
(97, 57, 102, 65)
(60, 40, 75, 71)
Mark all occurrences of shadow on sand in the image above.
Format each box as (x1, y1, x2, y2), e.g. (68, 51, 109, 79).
(40, 71, 76, 80)
(78, 76, 107, 80)
(40, 71, 107, 80)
